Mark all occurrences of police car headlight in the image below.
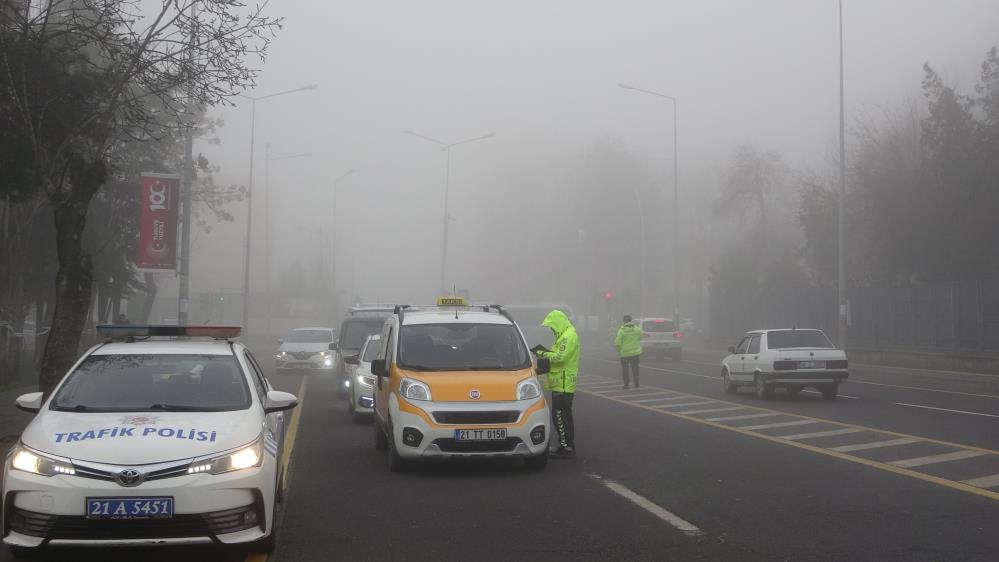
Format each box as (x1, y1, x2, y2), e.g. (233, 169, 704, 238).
(10, 444, 75, 477)
(517, 378, 541, 400)
(188, 436, 263, 475)
(400, 378, 431, 401)
(357, 374, 374, 387)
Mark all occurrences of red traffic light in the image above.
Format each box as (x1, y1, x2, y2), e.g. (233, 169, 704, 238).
(603, 291, 614, 300)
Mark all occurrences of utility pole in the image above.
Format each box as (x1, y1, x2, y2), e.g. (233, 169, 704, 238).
(177, 0, 197, 326)
(837, 0, 848, 348)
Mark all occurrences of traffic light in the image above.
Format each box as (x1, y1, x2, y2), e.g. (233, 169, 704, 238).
(603, 291, 614, 301)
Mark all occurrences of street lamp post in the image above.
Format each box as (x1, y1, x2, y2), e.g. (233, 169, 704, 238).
(239, 84, 317, 335)
(837, 0, 848, 349)
(619, 83, 680, 323)
(328, 168, 356, 312)
(264, 145, 311, 336)
(402, 130, 495, 294)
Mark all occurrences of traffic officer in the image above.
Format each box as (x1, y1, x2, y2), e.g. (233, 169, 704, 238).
(535, 310, 580, 459)
(615, 315, 642, 388)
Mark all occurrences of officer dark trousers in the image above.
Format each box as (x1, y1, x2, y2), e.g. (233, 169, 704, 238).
(551, 391, 575, 450)
(619, 355, 640, 387)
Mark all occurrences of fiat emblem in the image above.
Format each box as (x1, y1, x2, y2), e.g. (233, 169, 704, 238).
(115, 468, 144, 487)
(469, 389, 481, 400)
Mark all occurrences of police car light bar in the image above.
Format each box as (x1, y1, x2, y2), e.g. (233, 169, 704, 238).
(97, 325, 242, 340)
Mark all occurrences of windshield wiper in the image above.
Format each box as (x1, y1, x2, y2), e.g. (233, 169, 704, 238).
(53, 404, 90, 412)
(147, 403, 210, 412)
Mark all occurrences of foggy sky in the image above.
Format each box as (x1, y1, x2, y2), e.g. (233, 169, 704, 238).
(178, 0, 999, 312)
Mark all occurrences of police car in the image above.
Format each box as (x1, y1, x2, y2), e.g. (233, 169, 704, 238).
(2, 326, 298, 555)
(370, 298, 551, 470)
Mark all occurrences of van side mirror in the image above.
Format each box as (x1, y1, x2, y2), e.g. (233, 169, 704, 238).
(344, 354, 360, 366)
(370, 359, 387, 377)
(328, 342, 336, 351)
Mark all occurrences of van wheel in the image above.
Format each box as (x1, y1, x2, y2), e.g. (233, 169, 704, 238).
(755, 375, 773, 399)
(386, 420, 407, 472)
(722, 370, 738, 394)
(821, 385, 838, 400)
(374, 419, 387, 450)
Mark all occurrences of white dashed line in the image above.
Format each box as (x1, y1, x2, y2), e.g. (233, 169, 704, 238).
(830, 438, 919, 452)
(889, 450, 988, 468)
(590, 475, 704, 537)
(895, 402, 999, 418)
(779, 428, 865, 440)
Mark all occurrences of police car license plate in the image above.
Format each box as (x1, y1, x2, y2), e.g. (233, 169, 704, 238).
(86, 497, 173, 519)
(454, 428, 507, 441)
(798, 361, 825, 369)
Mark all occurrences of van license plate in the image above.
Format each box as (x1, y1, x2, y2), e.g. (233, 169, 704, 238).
(798, 361, 825, 369)
(454, 428, 507, 441)
(86, 497, 173, 519)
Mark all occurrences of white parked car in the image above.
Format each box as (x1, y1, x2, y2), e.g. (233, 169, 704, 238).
(2, 325, 298, 555)
(346, 334, 380, 423)
(721, 328, 849, 400)
(274, 327, 337, 373)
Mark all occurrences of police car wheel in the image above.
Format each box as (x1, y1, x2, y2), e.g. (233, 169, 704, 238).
(374, 419, 388, 450)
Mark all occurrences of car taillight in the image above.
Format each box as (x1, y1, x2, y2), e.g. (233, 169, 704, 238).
(673, 331, 683, 339)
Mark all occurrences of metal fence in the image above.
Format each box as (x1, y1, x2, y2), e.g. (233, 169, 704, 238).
(710, 280, 999, 354)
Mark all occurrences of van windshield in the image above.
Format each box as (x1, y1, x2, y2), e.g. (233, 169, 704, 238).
(340, 318, 387, 350)
(398, 323, 530, 371)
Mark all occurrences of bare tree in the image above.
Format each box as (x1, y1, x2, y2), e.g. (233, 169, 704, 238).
(0, 0, 281, 393)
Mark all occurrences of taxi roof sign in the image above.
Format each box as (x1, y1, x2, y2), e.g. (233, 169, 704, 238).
(436, 296, 468, 307)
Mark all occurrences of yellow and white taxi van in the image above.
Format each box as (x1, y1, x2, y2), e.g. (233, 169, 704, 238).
(370, 299, 550, 470)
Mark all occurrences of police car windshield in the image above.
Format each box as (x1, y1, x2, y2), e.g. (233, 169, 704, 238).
(340, 318, 386, 350)
(51, 354, 251, 412)
(398, 323, 530, 371)
(767, 330, 835, 349)
(285, 329, 333, 343)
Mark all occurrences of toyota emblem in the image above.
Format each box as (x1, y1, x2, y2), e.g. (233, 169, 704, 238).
(115, 468, 145, 487)
(469, 389, 481, 400)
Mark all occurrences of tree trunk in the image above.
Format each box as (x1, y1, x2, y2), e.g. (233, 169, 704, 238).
(38, 199, 94, 396)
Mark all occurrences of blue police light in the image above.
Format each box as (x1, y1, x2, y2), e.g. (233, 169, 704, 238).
(97, 325, 241, 340)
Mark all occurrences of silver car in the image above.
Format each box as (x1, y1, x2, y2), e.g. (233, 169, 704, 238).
(274, 327, 337, 373)
(346, 334, 380, 422)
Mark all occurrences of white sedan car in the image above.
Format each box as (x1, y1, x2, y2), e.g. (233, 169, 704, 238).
(721, 328, 849, 400)
(346, 334, 380, 423)
(2, 325, 298, 556)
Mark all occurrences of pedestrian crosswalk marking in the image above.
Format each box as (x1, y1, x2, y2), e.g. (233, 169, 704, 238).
(738, 419, 818, 431)
(614, 391, 677, 399)
(889, 450, 987, 468)
(830, 438, 919, 452)
(674, 406, 746, 415)
(654, 400, 715, 409)
(705, 412, 781, 422)
(779, 428, 865, 440)
(632, 395, 695, 403)
(961, 473, 999, 489)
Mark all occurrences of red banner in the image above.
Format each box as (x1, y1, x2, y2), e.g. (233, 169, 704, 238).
(136, 173, 180, 270)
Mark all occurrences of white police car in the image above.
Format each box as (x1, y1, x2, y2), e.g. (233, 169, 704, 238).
(1, 326, 298, 555)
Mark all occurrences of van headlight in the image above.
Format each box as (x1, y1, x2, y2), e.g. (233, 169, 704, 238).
(517, 378, 541, 400)
(10, 444, 75, 476)
(188, 436, 264, 475)
(400, 378, 432, 401)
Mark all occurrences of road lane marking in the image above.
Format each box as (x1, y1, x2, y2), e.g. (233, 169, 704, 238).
(706, 412, 781, 422)
(802, 389, 858, 399)
(615, 391, 678, 399)
(583, 354, 999, 399)
(738, 419, 818, 431)
(895, 402, 999, 418)
(675, 406, 746, 415)
(632, 395, 694, 403)
(962, 473, 999, 488)
(830, 438, 918, 452)
(590, 475, 704, 537)
(780, 428, 865, 440)
(654, 400, 716, 409)
(280, 377, 308, 490)
(889, 450, 988, 468)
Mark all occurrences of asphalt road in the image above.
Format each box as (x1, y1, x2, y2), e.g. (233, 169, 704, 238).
(5, 347, 999, 561)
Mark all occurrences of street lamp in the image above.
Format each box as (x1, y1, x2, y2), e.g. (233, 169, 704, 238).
(619, 82, 680, 324)
(239, 83, 318, 335)
(402, 129, 495, 293)
(328, 168, 356, 310)
(837, 0, 848, 349)
(264, 144, 311, 336)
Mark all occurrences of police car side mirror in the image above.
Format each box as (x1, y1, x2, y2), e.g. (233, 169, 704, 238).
(728, 346, 736, 354)
(264, 390, 298, 414)
(15, 392, 43, 413)
(370, 359, 388, 377)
